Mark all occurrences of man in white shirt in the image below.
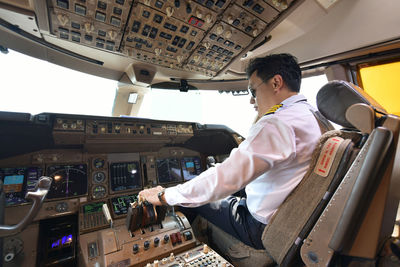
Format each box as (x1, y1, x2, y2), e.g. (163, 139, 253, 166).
(139, 53, 322, 249)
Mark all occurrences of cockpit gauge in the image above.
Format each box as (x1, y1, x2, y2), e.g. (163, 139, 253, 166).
(46, 164, 88, 199)
(93, 158, 105, 169)
(92, 185, 107, 199)
(93, 171, 106, 183)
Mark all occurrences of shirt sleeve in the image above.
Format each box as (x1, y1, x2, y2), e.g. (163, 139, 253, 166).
(164, 117, 297, 207)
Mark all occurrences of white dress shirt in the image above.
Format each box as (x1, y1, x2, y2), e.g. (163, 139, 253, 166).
(165, 94, 322, 224)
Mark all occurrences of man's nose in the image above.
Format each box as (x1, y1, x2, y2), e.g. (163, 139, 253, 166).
(250, 96, 255, 104)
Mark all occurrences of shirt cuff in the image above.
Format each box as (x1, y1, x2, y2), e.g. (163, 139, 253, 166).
(164, 187, 176, 206)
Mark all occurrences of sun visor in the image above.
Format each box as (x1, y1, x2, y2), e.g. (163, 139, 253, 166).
(317, 80, 386, 128)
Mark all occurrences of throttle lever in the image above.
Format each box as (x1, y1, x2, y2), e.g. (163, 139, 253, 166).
(0, 176, 52, 237)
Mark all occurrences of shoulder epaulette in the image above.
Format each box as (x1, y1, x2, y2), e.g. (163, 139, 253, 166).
(263, 104, 283, 116)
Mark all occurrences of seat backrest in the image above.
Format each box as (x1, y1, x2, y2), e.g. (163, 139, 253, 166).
(261, 129, 361, 266)
(300, 81, 400, 265)
(262, 80, 400, 266)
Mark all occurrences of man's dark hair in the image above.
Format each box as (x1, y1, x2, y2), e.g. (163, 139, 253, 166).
(246, 53, 302, 92)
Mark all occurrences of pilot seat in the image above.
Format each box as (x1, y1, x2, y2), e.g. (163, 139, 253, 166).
(190, 80, 400, 267)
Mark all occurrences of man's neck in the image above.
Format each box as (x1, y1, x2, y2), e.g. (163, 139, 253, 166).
(258, 92, 298, 117)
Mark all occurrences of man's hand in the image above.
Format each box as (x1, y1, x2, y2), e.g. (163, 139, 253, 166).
(138, 186, 165, 206)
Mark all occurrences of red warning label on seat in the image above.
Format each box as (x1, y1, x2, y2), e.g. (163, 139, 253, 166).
(314, 137, 344, 177)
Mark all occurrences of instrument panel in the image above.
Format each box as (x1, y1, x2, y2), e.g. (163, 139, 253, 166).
(0, 167, 42, 206)
(46, 163, 88, 199)
(0, 149, 203, 212)
(46, 0, 297, 77)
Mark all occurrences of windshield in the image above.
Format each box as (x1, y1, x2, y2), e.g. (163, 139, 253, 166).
(0, 50, 117, 116)
(0, 50, 327, 136)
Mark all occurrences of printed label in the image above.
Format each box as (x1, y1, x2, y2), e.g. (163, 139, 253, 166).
(314, 137, 344, 177)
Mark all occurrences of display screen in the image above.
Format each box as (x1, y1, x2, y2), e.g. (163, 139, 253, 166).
(181, 157, 202, 181)
(110, 162, 141, 192)
(156, 158, 183, 184)
(110, 194, 138, 216)
(0, 167, 42, 206)
(83, 202, 105, 214)
(49, 234, 73, 251)
(46, 164, 87, 199)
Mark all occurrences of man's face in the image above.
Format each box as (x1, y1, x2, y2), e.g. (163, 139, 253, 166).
(248, 72, 274, 116)
(249, 96, 258, 111)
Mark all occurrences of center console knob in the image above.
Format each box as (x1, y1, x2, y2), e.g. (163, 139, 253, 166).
(133, 244, 139, 254)
(144, 241, 150, 250)
(203, 244, 209, 254)
(154, 237, 160, 246)
(163, 234, 169, 243)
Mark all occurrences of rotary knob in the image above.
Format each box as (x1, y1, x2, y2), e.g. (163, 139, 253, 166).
(154, 237, 160, 247)
(224, 30, 232, 39)
(227, 15, 234, 24)
(205, 14, 212, 23)
(107, 30, 117, 40)
(155, 48, 162, 56)
(163, 234, 169, 243)
(203, 244, 209, 254)
(252, 28, 259, 37)
(133, 244, 139, 254)
(144, 241, 150, 250)
(196, 9, 202, 18)
(216, 25, 224, 35)
(166, 7, 174, 17)
(84, 22, 94, 33)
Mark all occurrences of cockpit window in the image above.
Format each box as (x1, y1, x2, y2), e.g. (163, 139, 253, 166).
(138, 89, 257, 136)
(0, 50, 116, 116)
(0, 49, 328, 136)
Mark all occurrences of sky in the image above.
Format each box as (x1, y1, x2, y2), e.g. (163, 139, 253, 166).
(0, 49, 328, 136)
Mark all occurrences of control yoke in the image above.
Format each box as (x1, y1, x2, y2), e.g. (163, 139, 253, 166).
(0, 176, 52, 237)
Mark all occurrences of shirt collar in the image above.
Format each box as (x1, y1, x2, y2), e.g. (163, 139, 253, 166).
(280, 94, 307, 107)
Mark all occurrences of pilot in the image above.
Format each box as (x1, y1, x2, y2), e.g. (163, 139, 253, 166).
(139, 53, 322, 249)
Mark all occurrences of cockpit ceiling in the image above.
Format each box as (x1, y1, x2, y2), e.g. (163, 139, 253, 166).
(46, 0, 297, 78)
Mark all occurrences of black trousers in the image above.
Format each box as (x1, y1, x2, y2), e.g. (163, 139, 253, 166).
(180, 196, 266, 249)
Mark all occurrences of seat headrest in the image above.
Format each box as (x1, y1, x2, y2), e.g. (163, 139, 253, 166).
(317, 80, 386, 128)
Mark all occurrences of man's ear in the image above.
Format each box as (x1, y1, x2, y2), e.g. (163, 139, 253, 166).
(272, 74, 284, 91)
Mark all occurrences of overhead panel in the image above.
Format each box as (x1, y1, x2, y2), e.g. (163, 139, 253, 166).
(46, 0, 298, 77)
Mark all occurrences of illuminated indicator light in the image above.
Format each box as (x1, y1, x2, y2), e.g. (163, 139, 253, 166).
(54, 175, 62, 181)
(188, 17, 205, 28)
(51, 239, 60, 249)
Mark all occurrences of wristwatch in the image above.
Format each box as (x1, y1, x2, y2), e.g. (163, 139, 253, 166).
(157, 189, 168, 206)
